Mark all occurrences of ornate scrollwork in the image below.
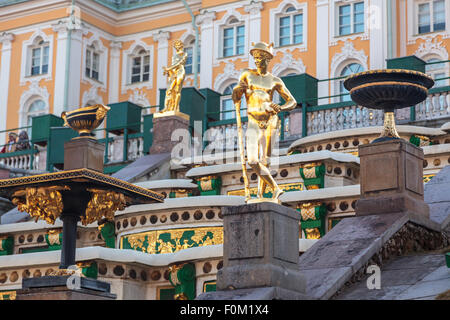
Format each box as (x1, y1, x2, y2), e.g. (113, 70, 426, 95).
(12, 186, 70, 224)
(83, 189, 127, 226)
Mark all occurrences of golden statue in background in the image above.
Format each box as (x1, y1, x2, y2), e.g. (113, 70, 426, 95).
(158, 40, 187, 117)
(233, 42, 297, 204)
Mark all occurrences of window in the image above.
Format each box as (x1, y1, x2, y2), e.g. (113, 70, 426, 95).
(185, 41, 201, 75)
(223, 19, 245, 57)
(426, 58, 447, 87)
(338, 1, 364, 36)
(85, 45, 100, 81)
(30, 39, 49, 76)
(131, 49, 150, 84)
(278, 6, 303, 47)
(26, 100, 46, 135)
(418, 0, 446, 34)
(221, 83, 247, 120)
(339, 63, 364, 102)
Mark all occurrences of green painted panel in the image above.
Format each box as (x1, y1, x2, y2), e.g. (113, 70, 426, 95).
(31, 114, 64, 146)
(47, 127, 77, 170)
(281, 73, 318, 106)
(142, 113, 154, 154)
(159, 87, 206, 128)
(106, 101, 143, 134)
(386, 55, 426, 73)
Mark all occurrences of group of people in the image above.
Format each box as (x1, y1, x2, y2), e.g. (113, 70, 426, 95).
(0, 131, 31, 153)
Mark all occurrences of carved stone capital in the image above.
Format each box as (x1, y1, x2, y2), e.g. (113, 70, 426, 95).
(196, 10, 216, 26)
(244, 1, 263, 15)
(153, 30, 171, 43)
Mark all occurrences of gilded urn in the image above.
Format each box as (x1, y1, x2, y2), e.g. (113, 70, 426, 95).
(61, 104, 110, 137)
(343, 69, 434, 143)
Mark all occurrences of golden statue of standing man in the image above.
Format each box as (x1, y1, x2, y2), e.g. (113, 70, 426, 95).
(233, 42, 297, 203)
(160, 40, 187, 114)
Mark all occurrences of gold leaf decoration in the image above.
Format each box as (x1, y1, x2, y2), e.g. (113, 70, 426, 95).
(12, 186, 70, 225)
(83, 189, 127, 226)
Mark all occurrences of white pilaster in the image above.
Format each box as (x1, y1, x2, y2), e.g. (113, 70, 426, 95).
(108, 41, 122, 104)
(53, 21, 84, 116)
(0, 33, 14, 144)
(153, 30, 170, 105)
(196, 11, 216, 89)
(244, 1, 263, 69)
(369, 0, 387, 69)
(316, 0, 329, 105)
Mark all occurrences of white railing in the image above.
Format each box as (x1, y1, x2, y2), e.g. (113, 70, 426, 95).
(415, 89, 450, 121)
(106, 135, 144, 163)
(0, 150, 41, 171)
(306, 106, 384, 135)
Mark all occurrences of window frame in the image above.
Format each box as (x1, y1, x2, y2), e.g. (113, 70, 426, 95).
(184, 42, 201, 75)
(21, 32, 54, 84)
(222, 22, 245, 58)
(336, 1, 365, 36)
(85, 45, 101, 81)
(130, 49, 151, 84)
(277, 7, 304, 47)
(270, 1, 308, 51)
(416, 0, 446, 34)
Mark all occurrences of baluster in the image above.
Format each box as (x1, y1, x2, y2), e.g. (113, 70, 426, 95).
(432, 93, 440, 117)
(331, 108, 337, 131)
(350, 105, 356, 128)
(425, 96, 432, 119)
(324, 109, 331, 132)
(318, 110, 325, 133)
(312, 111, 319, 134)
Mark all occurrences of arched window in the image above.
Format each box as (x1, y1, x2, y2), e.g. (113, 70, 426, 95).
(30, 37, 49, 76)
(185, 38, 201, 75)
(220, 83, 247, 120)
(278, 6, 303, 47)
(339, 63, 364, 102)
(426, 57, 447, 87)
(26, 99, 46, 134)
(131, 48, 150, 84)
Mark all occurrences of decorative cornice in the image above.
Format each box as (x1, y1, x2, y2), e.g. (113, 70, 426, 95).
(214, 62, 241, 92)
(414, 37, 449, 60)
(272, 51, 306, 76)
(330, 40, 368, 75)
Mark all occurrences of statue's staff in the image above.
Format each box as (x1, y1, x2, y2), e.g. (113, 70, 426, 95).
(233, 88, 250, 201)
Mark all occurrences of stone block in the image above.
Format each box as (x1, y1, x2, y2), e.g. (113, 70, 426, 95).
(216, 202, 306, 294)
(357, 139, 429, 218)
(64, 138, 105, 172)
(150, 114, 189, 154)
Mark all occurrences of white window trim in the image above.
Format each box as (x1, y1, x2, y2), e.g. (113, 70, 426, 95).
(20, 30, 54, 86)
(408, 0, 450, 44)
(329, 0, 369, 46)
(81, 35, 108, 91)
(18, 81, 50, 128)
(270, 0, 308, 52)
(121, 40, 154, 94)
(214, 9, 249, 66)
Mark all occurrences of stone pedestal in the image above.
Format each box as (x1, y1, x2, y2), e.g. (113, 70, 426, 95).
(213, 202, 306, 297)
(356, 139, 429, 218)
(150, 114, 189, 154)
(17, 276, 116, 300)
(64, 138, 104, 172)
